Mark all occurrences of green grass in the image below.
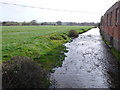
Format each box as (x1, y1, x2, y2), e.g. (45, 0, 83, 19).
(2, 26, 94, 88)
(2, 26, 93, 70)
(103, 39, 120, 61)
(111, 48, 120, 61)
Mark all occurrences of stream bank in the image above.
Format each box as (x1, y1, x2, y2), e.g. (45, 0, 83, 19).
(50, 28, 120, 88)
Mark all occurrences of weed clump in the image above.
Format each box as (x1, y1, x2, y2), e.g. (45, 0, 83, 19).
(68, 30, 78, 38)
(49, 33, 68, 40)
(2, 56, 49, 88)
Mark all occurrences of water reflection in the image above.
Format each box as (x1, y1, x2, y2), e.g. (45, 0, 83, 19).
(50, 28, 120, 88)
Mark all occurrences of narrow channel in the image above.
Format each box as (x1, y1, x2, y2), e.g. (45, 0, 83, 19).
(50, 28, 120, 88)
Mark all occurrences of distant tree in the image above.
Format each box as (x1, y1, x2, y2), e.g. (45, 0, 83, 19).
(2, 22, 6, 26)
(22, 21, 31, 26)
(31, 20, 37, 25)
(41, 22, 48, 25)
(41, 23, 44, 25)
(56, 21, 62, 25)
(98, 23, 100, 28)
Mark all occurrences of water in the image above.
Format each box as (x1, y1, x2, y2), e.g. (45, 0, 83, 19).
(50, 28, 120, 88)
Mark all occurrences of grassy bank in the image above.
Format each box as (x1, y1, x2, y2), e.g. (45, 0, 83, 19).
(2, 26, 94, 87)
(103, 39, 120, 61)
(2, 26, 93, 63)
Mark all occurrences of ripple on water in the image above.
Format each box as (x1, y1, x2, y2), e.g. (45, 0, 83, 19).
(50, 28, 120, 88)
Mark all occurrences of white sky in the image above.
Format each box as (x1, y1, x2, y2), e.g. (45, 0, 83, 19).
(0, 0, 118, 22)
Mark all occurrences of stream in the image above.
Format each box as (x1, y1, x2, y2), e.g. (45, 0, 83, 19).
(50, 28, 120, 88)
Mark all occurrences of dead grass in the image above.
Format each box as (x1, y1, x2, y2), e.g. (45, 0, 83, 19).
(68, 30, 78, 38)
(2, 56, 49, 88)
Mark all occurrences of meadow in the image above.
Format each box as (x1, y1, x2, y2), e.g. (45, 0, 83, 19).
(2, 26, 93, 70)
(2, 26, 94, 87)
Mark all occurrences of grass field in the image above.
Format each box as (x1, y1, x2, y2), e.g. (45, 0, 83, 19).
(2, 26, 93, 70)
(2, 26, 94, 87)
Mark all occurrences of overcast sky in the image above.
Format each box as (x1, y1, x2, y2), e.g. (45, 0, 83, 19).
(0, 0, 118, 22)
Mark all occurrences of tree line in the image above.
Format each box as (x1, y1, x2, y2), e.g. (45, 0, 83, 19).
(1, 20, 97, 26)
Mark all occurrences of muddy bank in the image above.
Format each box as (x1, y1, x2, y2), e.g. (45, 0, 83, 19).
(50, 28, 120, 88)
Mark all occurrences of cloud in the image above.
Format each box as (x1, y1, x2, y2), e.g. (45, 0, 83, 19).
(0, 0, 118, 22)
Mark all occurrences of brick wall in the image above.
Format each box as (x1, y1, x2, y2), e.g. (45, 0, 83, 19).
(100, 1, 120, 52)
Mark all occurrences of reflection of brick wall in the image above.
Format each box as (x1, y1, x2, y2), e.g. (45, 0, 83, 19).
(100, 1, 120, 52)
